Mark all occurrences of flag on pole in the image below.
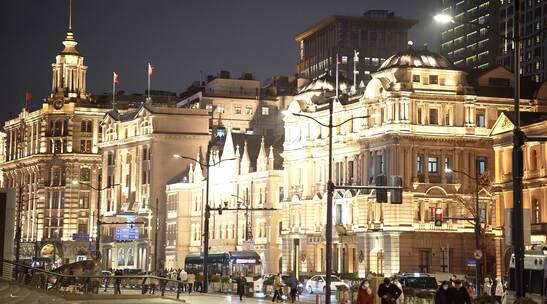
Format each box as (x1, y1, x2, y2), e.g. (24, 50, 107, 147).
(113, 72, 120, 84)
(25, 91, 32, 102)
(148, 63, 154, 76)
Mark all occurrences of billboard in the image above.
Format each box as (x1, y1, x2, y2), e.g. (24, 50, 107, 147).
(115, 227, 139, 241)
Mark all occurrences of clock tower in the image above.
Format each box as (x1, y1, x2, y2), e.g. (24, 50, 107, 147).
(50, 1, 87, 105)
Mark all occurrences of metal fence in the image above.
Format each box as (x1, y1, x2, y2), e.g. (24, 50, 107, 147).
(0, 258, 194, 300)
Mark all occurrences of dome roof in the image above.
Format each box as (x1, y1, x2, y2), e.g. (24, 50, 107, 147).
(378, 48, 454, 71)
(298, 72, 349, 94)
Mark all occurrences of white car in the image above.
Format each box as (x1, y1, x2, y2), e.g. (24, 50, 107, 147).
(305, 275, 348, 294)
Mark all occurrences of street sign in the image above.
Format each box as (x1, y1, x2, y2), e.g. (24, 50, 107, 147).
(72, 233, 89, 241)
(467, 259, 477, 267)
(473, 249, 483, 260)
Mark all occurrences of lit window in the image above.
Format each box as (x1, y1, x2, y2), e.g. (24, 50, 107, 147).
(417, 156, 423, 174)
(217, 104, 224, 113)
(477, 156, 487, 174)
(372, 58, 380, 66)
(205, 104, 213, 111)
(428, 157, 439, 173)
(245, 106, 253, 115)
(261, 106, 269, 116)
(476, 110, 485, 127)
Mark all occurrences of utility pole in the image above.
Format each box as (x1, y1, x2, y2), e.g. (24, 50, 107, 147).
(15, 185, 23, 277)
(154, 197, 159, 272)
(203, 143, 211, 293)
(511, 0, 525, 298)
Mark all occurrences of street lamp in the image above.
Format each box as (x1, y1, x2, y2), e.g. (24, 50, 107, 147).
(445, 167, 482, 294)
(434, 5, 528, 296)
(285, 65, 370, 302)
(173, 153, 236, 293)
(71, 180, 119, 263)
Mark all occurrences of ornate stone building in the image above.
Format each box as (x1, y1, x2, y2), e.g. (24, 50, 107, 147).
(282, 50, 547, 278)
(98, 104, 210, 271)
(490, 110, 547, 276)
(0, 23, 111, 264)
(165, 129, 285, 273)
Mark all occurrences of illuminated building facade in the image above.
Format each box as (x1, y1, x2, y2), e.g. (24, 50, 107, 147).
(282, 49, 547, 277)
(165, 130, 285, 273)
(491, 110, 547, 276)
(295, 10, 416, 85)
(177, 71, 292, 138)
(98, 104, 210, 271)
(439, 0, 500, 70)
(0, 24, 111, 264)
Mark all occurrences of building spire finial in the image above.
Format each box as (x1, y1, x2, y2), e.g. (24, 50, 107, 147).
(68, 0, 72, 31)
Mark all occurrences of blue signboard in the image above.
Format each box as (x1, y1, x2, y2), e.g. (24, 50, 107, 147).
(467, 259, 477, 267)
(115, 227, 139, 241)
(72, 233, 90, 241)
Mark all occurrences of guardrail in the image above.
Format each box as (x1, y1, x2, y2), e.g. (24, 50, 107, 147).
(0, 258, 193, 300)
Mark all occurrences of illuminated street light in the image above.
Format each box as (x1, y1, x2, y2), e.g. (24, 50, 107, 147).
(433, 14, 455, 24)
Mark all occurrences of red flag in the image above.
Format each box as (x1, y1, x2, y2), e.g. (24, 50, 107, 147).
(148, 63, 154, 76)
(25, 91, 32, 102)
(113, 72, 120, 84)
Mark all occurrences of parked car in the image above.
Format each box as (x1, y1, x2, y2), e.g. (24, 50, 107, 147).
(397, 273, 438, 291)
(305, 275, 349, 294)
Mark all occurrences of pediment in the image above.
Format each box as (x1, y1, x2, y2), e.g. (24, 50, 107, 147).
(490, 112, 514, 136)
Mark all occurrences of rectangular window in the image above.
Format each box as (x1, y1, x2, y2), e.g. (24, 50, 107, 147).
(80, 120, 92, 133)
(77, 221, 88, 235)
(429, 109, 439, 125)
(279, 187, 284, 202)
(428, 157, 439, 173)
(79, 192, 90, 209)
(419, 249, 432, 273)
(378, 155, 384, 174)
(234, 105, 241, 114)
(80, 140, 92, 153)
(477, 156, 487, 174)
(261, 106, 269, 116)
(245, 106, 253, 115)
(476, 109, 486, 127)
(417, 109, 422, 124)
(417, 156, 423, 174)
(348, 161, 354, 183)
(108, 153, 115, 166)
(217, 104, 224, 113)
(142, 146, 150, 161)
(413, 75, 421, 82)
(429, 75, 439, 84)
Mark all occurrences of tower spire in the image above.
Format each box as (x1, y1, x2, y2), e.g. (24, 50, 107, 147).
(68, 0, 72, 31)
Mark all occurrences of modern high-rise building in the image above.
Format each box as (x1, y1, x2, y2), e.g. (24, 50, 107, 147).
(0, 15, 112, 265)
(439, 0, 501, 70)
(295, 10, 417, 87)
(497, 0, 547, 82)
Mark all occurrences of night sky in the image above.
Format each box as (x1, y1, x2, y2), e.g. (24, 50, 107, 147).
(1, 0, 440, 122)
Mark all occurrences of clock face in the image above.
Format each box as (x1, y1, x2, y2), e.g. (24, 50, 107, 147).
(54, 99, 64, 110)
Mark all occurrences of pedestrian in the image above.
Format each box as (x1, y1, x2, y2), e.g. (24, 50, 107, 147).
(435, 281, 451, 304)
(493, 278, 505, 304)
(378, 277, 402, 304)
(236, 272, 247, 301)
(187, 272, 195, 295)
(392, 277, 404, 304)
(484, 278, 492, 296)
(114, 269, 122, 295)
(285, 272, 299, 303)
(357, 279, 374, 304)
(450, 280, 472, 304)
(272, 273, 283, 302)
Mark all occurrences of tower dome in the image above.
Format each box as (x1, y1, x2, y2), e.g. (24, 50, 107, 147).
(378, 47, 454, 71)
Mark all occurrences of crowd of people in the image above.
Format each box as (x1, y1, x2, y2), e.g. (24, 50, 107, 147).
(353, 275, 508, 304)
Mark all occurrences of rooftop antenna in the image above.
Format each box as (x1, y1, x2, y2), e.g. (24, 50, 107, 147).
(68, 0, 72, 31)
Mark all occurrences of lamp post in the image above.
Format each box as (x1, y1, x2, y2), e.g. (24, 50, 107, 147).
(445, 166, 482, 295)
(71, 180, 119, 263)
(286, 74, 369, 303)
(434, 5, 534, 296)
(173, 153, 235, 293)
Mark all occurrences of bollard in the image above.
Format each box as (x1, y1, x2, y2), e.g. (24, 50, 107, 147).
(316, 293, 321, 304)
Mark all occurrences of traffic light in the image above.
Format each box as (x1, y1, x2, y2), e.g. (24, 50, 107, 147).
(390, 176, 403, 204)
(375, 175, 387, 203)
(434, 208, 443, 226)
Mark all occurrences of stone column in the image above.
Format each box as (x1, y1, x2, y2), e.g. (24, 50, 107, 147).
(363, 151, 369, 185)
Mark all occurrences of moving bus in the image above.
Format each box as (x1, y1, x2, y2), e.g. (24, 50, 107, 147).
(509, 245, 546, 303)
(184, 251, 262, 277)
